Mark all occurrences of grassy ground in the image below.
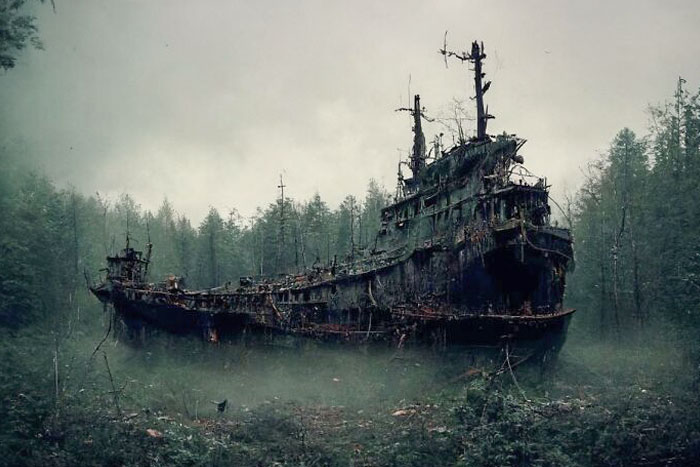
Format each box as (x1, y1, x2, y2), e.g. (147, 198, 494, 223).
(2, 311, 700, 466)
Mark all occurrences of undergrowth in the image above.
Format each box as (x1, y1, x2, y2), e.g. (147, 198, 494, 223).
(2, 319, 700, 466)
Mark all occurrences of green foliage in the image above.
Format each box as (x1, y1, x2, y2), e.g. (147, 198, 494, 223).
(568, 79, 700, 343)
(2, 307, 700, 466)
(0, 167, 75, 326)
(0, 0, 45, 71)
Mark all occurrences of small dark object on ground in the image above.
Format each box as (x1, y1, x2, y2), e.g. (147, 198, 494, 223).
(211, 399, 227, 413)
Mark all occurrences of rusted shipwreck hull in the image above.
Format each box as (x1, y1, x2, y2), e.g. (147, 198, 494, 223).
(92, 279, 573, 348)
(91, 210, 574, 349)
(94, 280, 574, 348)
(91, 40, 574, 351)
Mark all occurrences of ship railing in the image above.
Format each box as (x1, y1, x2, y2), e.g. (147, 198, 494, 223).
(456, 304, 560, 317)
(390, 303, 561, 322)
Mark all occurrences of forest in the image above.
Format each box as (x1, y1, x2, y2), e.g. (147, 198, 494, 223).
(2, 2, 700, 466)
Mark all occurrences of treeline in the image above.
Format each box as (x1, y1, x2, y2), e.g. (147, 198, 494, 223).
(0, 149, 391, 327)
(568, 78, 700, 341)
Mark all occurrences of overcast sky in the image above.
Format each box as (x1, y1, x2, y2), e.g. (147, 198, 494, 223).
(2, 0, 699, 223)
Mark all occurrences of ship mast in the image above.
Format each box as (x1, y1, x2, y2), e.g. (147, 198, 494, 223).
(276, 174, 286, 274)
(397, 94, 428, 179)
(410, 94, 427, 177)
(471, 42, 489, 140)
(143, 221, 152, 280)
(440, 36, 494, 140)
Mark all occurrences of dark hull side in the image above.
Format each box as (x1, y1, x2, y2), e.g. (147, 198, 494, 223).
(92, 221, 574, 351)
(105, 292, 573, 350)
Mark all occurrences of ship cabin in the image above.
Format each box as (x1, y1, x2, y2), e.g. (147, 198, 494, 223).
(374, 135, 549, 252)
(476, 182, 551, 227)
(105, 247, 149, 283)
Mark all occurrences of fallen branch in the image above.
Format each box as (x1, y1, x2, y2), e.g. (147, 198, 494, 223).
(504, 343, 529, 401)
(89, 306, 113, 363)
(102, 351, 122, 416)
(79, 306, 114, 389)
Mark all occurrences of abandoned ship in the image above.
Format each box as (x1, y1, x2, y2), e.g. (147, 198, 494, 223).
(91, 40, 575, 350)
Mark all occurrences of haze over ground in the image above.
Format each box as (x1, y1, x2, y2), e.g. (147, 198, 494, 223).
(2, 0, 699, 222)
